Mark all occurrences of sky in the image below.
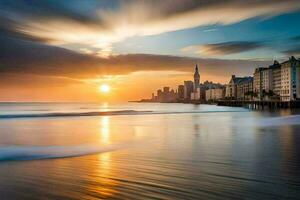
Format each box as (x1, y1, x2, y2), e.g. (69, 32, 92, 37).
(1, 0, 300, 102)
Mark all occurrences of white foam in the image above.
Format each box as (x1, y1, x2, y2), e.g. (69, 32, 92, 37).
(0, 144, 123, 161)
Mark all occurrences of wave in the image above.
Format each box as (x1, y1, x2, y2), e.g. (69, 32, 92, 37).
(0, 109, 248, 119)
(0, 110, 152, 119)
(0, 144, 123, 161)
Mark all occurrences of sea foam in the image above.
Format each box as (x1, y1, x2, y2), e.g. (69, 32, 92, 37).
(0, 144, 123, 161)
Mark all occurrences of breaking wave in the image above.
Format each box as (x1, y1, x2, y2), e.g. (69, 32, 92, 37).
(0, 109, 248, 119)
(0, 144, 123, 161)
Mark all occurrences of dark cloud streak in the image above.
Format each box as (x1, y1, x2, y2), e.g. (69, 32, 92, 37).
(200, 41, 264, 55)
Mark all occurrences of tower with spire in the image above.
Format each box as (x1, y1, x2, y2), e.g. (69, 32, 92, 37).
(194, 64, 200, 90)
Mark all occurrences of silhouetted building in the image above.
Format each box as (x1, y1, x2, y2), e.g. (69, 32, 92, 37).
(194, 64, 200, 90)
(184, 81, 194, 100)
(178, 85, 184, 100)
(163, 87, 170, 93)
(154, 87, 178, 102)
(191, 64, 202, 100)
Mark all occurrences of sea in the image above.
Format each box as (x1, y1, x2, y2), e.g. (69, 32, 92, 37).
(0, 102, 300, 199)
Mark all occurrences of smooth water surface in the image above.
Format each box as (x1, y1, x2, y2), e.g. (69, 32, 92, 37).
(0, 103, 300, 199)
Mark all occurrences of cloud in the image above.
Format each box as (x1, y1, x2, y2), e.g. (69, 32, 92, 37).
(0, 35, 271, 83)
(0, 73, 81, 87)
(1, 0, 300, 56)
(283, 47, 300, 56)
(182, 41, 264, 56)
(291, 35, 300, 41)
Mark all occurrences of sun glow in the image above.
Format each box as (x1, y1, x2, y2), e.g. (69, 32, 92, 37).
(99, 84, 110, 93)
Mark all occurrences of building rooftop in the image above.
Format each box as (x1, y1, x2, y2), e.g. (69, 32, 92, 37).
(231, 76, 253, 85)
(269, 60, 281, 69)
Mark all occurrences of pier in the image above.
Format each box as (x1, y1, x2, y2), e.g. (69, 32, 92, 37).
(217, 100, 300, 109)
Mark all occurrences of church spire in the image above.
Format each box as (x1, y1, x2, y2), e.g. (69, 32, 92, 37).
(194, 64, 200, 89)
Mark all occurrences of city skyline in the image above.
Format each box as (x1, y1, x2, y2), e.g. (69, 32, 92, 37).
(146, 56, 300, 103)
(1, 1, 300, 102)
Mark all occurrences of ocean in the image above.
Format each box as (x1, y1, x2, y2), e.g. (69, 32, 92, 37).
(0, 102, 300, 199)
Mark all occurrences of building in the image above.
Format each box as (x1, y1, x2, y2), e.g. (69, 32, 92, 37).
(190, 64, 202, 100)
(270, 61, 281, 98)
(280, 56, 300, 101)
(177, 85, 184, 100)
(225, 75, 244, 99)
(253, 66, 274, 100)
(206, 88, 225, 101)
(202, 81, 223, 89)
(191, 88, 200, 100)
(253, 68, 262, 100)
(226, 75, 237, 99)
(253, 57, 300, 101)
(262, 68, 272, 94)
(199, 84, 206, 101)
(226, 75, 254, 100)
(194, 64, 200, 90)
(236, 77, 253, 100)
(154, 87, 178, 102)
(184, 81, 194, 100)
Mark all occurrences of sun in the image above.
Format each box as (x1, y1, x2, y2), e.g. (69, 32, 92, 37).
(99, 84, 110, 93)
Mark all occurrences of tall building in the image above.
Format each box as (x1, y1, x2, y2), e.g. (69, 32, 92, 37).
(194, 64, 200, 90)
(155, 87, 178, 102)
(184, 81, 194, 100)
(177, 85, 184, 100)
(253, 67, 272, 100)
(191, 64, 201, 100)
(163, 87, 170, 93)
(236, 77, 253, 100)
(270, 61, 281, 98)
(253, 68, 262, 100)
(280, 56, 300, 101)
(253, 57, 300, 101)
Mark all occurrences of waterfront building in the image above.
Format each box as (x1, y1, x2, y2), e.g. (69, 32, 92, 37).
(184, 81, 194, 100)
(198, 84, 206, 101)
(280, 56, 300, 101)
(262, 68, 272, 94)
(157, 89, 163, 101)
(191, 88, 200, 100)
(190, 64, 203, 100)
(236, 77, 253, 100)
(202, 81, 223, 89)
(270, 61, 281, 98)
(226, 75, 254, 100)
(163, 87, 170, 94)
(206, 88, 225, 101)
(177, 85, 184, 100)
(154, 87, 178, 102)
(225, 75, 246, 99)
(253, 68, 262, 100)
(225, 75, 236, 99)
(253, 67, 272, 100)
